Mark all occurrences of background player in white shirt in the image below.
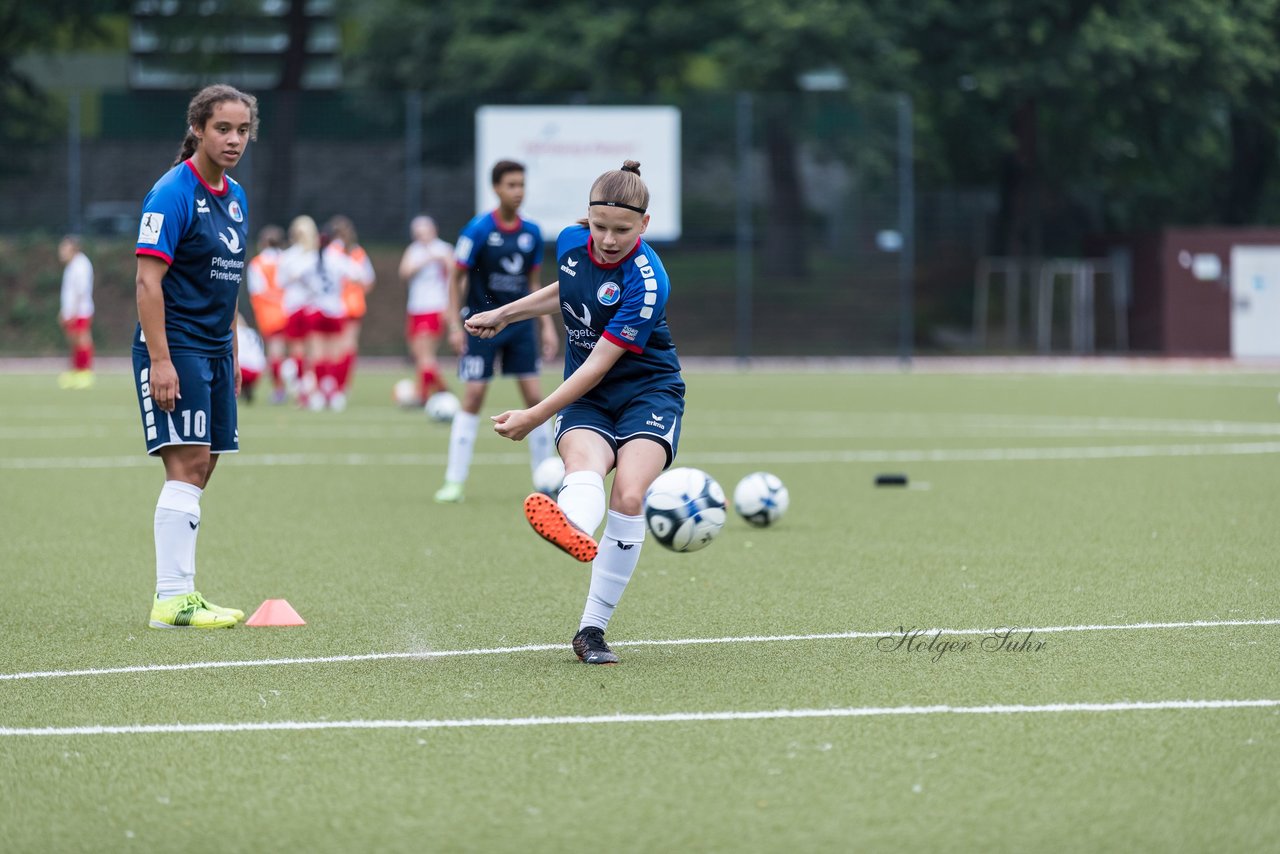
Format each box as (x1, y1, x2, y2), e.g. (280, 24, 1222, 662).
(278, 215, 367, 410)
(328, 215, 375, 400)
(57, 235, 95, 389)
(399, 215, 455, 403)
(235, 311, 267, 402)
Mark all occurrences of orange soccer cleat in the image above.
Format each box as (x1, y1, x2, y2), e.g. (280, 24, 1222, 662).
(523, 493, 598, 563)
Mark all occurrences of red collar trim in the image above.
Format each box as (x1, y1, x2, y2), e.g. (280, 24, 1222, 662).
(491, 209, 522, 233)
(587, 236, 641, 269)
(184, 159, 228, 196)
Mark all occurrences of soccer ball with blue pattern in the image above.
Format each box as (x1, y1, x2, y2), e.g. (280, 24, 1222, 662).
(643, 467, 727, 552)
(733, 472, 789, 527)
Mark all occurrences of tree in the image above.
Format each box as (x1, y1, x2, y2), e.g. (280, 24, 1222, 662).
(0, 1, 127, 177)
(900, 0, 1280, 251)
(348, 0, 910, 275)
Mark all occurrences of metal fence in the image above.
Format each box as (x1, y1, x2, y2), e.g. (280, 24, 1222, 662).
(1, 89, 1006, 357)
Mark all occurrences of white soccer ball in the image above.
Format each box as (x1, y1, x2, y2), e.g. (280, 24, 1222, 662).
(643, 467, 727, 553)
(424, 390, 460, 422)
(733, 471, 790, 527)
(532, 456, 566, 497)
(392, 378, 419, 408)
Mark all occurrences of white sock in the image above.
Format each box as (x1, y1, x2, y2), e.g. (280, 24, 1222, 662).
(154, 480, 203, 599)
(527, 421, 554, 475)
(444, 411, 480, 484)
(558, 470, 606, 536)
(580, 511, 646, 631)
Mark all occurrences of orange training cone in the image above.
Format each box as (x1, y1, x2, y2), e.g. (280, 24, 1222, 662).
(245, 599, 306, 627)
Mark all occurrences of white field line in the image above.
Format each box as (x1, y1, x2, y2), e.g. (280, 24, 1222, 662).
(6, 415, 1280, 441)
(2, 617, 1276, 684)
(5, 441, 1280, 470)
(2, 698, 1277, 738)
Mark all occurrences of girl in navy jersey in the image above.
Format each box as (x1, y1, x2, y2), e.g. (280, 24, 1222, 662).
(132, 84, 256, 629)
(465, 161, 684, 665)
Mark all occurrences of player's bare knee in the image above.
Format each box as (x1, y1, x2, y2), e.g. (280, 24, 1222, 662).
(609, 485, 646, 517)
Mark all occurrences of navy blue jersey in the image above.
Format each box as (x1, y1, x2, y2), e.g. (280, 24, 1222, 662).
(134, 160, 249, 356)
(556, 225, 682, 406)
(453, 211, 543, 316)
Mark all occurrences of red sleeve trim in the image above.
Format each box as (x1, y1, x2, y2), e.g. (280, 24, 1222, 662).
(136, 248, 173, 265)
(602, 330, 642, 353)
(455, 260, 471, 270)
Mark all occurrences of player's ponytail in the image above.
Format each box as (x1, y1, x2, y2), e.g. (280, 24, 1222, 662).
(588, 160, 649, 215)
(173, 129, 200, 166)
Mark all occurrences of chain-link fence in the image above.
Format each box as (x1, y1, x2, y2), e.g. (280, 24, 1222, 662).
(1, 89, 999, 357)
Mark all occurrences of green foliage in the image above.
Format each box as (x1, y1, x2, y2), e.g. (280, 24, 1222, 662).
(0, 1, 129, 177)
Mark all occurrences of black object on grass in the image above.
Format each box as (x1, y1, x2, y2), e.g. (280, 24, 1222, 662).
(875, 474, 908, 487)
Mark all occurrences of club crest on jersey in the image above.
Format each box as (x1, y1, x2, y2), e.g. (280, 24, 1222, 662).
(597, 282, 621, 306)
(517, 233, 534, 252)
(228, 200, 243, 222)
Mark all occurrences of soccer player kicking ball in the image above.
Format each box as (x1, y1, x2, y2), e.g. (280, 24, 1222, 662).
(465, 161, 685, 665)
(133, 84, 258, 628)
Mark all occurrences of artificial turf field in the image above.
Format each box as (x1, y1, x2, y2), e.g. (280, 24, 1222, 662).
(1, 362, 1278, 853)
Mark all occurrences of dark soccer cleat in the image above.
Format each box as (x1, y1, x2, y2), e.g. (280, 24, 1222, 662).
(572, 626, 619, 665)
(524, 493, 597, 562)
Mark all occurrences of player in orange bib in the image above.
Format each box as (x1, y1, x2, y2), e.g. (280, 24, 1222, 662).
(246, 225, 287, 403)
(328, 215, 375, 399)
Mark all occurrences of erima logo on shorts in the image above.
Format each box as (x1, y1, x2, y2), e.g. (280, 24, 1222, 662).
(138, 212, 164, 244)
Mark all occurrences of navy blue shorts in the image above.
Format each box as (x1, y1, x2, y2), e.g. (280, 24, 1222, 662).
(458, 320, 539, 383)
(132, 349, 239, 456)
(553, 384, 684, 468)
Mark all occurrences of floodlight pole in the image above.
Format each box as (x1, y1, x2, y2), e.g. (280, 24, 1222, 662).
(897, 93, 915, 366)
(68, 91, 82, 234)
(404, 90, 423, 225)
(735, 91, 754, 364)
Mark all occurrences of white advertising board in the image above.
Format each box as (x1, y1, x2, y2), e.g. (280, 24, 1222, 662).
(475, 106, 681, 242)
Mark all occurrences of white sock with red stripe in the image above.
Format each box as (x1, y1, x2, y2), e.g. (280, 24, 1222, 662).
(580, 511, 646, 630)
(154, 480, 202, 599)
(557, 470, 606, 536)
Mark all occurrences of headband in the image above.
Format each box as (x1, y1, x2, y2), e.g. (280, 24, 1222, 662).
(590, 200, 647, 214)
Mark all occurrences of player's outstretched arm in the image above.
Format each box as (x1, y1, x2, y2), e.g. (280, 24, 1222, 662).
(492, 337, 626, 441)
(465, 281, 561, 338)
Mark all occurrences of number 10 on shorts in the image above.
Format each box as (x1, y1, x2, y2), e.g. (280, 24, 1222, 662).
(180, 409, 207, 438)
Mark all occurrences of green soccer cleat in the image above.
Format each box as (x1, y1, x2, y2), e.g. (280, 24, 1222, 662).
(149, 593, 237, 629)
(433, 481, 465, 504)
(192, 592, 244, 622)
